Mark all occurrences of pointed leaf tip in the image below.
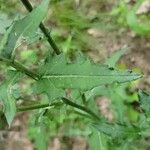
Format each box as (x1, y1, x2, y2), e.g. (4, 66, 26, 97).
(34, 54, 142, 101)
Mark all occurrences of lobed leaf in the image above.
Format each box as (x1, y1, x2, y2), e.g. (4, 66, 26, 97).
(34, 54, 141, 101)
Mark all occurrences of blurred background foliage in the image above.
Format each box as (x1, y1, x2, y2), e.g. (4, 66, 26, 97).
(0, 0, 150, 150)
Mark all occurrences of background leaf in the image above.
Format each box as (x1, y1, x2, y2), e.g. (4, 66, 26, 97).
(92, 121, 140, 139)
(0, 70, 22, 125)
(127, 11, 150, 35)
(139, 91, 150, 116)
(0, 13, 12, 34)
(105, 48, 128, 68)
(88, 127, 108, 150)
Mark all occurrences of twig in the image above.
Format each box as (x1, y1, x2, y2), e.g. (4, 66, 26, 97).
(0, 57, 40, 80)
(17, 101, 63, 111)
(17, 97, 100, 121)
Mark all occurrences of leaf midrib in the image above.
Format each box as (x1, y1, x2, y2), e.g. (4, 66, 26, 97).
(42, 74, 139, 78)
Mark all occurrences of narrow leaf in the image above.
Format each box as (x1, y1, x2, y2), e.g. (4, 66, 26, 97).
(0, 71, 22, 125)
(127, 11, 150, 35)
(105, 48, 128, 68)
(0, 0, 49, 58)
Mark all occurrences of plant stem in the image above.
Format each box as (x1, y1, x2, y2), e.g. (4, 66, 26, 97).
(73, 110, 93, 120)
(0, 57, 40, 80)
(61, 97, 100, 121)
(20, 0, 61, 55)
(17, 101, 62, 112)
(17, 97, 100, 121)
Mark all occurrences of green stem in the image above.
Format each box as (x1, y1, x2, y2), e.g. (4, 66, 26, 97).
(62, 97, 100, 121)
(73, 110, 93, 120)
(17, 97, 100, 121)
(17, 101, 62, 111)
(20, 0, 61, 55)
(0, 57, 40, 80)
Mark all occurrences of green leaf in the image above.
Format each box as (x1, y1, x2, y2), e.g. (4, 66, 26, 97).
(28, 111, 48, 150)
(85, 83, 139, 122)
(0, 71, 22, 125)
(43, 54, 141, 88)
(0, 0, 49, 58)
(139, 91, 150, 116)
(0, 13, 12, 34)
(34, 54, 141, 101)
(88, 127, 108, 150)
(127, 11, 150, 35)
(33, 79, 64, 102)
(85, 85, 109, 101)
(105, 48, 128, 68)
(92, 121, 140, 139)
